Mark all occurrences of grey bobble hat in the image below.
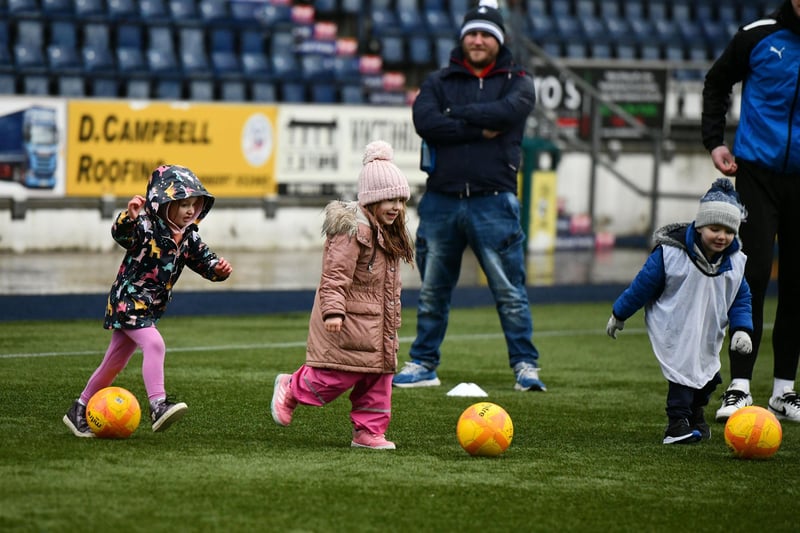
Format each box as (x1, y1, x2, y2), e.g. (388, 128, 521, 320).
(357, 140, 410, 206)
(460, 0, 505, 45)
(695, 178, 747, 232)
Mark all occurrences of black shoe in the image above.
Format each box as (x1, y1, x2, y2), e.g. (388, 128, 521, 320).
(690, 408, 711, 440)
(663, 418, 702, 444)
(63, 400, 95, 438)
(150, 398, 188, 433)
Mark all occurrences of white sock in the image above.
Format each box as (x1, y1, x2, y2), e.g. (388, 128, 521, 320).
(150, 397, 166, 409)
(729, 379, 750, 395)
(773, 379, 794, 399)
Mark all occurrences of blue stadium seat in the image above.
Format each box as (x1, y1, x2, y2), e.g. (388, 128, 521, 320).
(574, 0, 595, 17)
(371, 2, 399, 37)
(301, 53, 334, 81)
(525, 0, 547, 16)
(210, 28, 240, 75)
(717, 5, 737, 24)
(13, 20, 46, 71)
(9, 0, 39, 16)
(74, 0, 106, 20)
(313, 0, 337, 16)
(653, 19, 677, 48)
(199, 0, 230, 24)
(648, 0, 667, 21)
(623, 1, 645, 20)
(139, 0, 168, 20)
(424, 5, 454, 36)
(23, 75, 50, 95)
(340, 83, 363, 104)
(125, 78, 150, 99)
(310, 82, 337, 103)
(116, 23, 147, 73)
(257, 2, 293, 29)
(671, 0, 690, 21)
(82, 22, 115, 73)
(47, 21, 82, 73)
(168, 0, 201, 25)
(154, 78, 182, 100)
(340, 0, 359, 14)
(333, 55, 360, 84)
(397, 0, 423, 35)
(107, 0, 138, 21)
(188, 78, 214, 101)
(220, 79, 246, 101)
(89, 78, 118, 98)
(57, 75, 85, 97)
(281, 81, 306, 103)
(597, 0, 621, 18)
(379, 34, 405, 66)
(241, 30, 271, 77)
(42, 0, 73, 19)
(434, 35, 454, 67)
(178, 27, 210, 74)
(251, 80, 276, 101)
(271, 54, 300, 81)
(409, 35, 432, 66)
(146, 26, 179, 74)
(0, 73, 17, 94)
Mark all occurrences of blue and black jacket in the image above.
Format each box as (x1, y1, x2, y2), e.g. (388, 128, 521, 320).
(703, 0, 800, 173)
(412, 45, 535, 195)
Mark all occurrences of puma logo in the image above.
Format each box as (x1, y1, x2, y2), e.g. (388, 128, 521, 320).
(770, 45, 785, 59)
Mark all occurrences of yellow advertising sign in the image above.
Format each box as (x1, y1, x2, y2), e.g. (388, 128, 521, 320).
(66, 101, 277, 197)
(528, 170, 558, 254)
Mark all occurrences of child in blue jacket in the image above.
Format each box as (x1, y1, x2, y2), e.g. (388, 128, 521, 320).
(606, 178, 753, 444)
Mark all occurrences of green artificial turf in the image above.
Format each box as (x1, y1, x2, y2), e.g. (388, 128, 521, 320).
(1, 299, 796, 532)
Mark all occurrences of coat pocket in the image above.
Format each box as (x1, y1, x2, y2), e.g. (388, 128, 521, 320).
(339, 300, 382, 352)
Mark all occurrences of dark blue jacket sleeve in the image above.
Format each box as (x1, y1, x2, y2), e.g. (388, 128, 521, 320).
(728, 276, 753, 333)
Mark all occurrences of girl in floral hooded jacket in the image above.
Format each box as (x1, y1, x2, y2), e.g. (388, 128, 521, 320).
(63, 165, 233, 438)
(270, 141, 414, 450)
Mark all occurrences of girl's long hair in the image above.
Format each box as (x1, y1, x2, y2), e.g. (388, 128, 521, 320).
(366, 201, 415, 264)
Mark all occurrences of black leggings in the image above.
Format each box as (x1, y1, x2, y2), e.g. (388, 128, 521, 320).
(732, 160, 800, 381)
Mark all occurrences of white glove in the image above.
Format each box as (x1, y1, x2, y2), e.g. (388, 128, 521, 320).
(731, 331, 752, 354)
(606, 315, 624, 339)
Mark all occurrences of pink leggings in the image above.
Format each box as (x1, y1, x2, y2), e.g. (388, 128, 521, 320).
(80, 327, 166, 405)
(290, 365, 393, 435)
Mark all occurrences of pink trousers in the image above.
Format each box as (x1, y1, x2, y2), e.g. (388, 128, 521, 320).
(80, 327, 167, 405)
(290, 365, 393, 435)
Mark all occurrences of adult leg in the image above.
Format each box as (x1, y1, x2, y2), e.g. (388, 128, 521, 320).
(408, 192, 468, 368)
(733, 163, 779, 379)
(465, 193, 539, 368)
(772, 175, 800, 383)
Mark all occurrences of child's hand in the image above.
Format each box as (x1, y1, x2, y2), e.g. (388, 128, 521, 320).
(214, 257, 233, 278)
(324, 316, 342, 333)
(606, 315, 624, 339)
(731, 331, 752, 354)
(127, 195, 146, 220)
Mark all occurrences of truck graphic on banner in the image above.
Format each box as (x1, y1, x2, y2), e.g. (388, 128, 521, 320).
(0, 105, 59, 189)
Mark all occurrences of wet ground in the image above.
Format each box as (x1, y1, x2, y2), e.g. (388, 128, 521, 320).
(0, 247, 649, 295)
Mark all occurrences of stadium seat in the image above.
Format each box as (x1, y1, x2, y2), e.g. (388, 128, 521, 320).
(257, 2, 293, 29)
(13, 20, 47, 71)
(107, 0, 138, 20)
(0, 73, 17, 94)
(154, 78, 182, 100)
(146, 25, 179, 74)
(647, 0, 667, 21)
(199, 0, 230, 24)
(168, 0, 201, 25)
(89, 78, 118, 98)
(379, 34, 405, 66)
(74, 0, 106, 20)
(597, 0, 621, 18)
(340, 83, 364, 104)
(671, 0, 691, 21)
(220, 79, 246, 101)
(301, 53, 334, 81)
(188, 78, 214, 101)
(125, 78, 150, 99)
(56, 75, 85, 97)
(310, 82, 337, 103)
(397, 0, 423, 35)
(82, 22, 115, 73)
(281, 81, 306, 103)
(47, 21, 82, 73)
(23, 75, 50, 95)
(434, 35, 454, 67)
(333, 55, 360, 84)
(8, 0, 39, 16)
(241, 30, 271, 77)
(251, 80, 276, 102)
(250, 80, 276, 102)
(574, 0, 595, 18)
(139, 0, 168, 20)
(42, 0, 74, 19)
(178, 27, 210, 74)
(371, 0, 399, 37)
(340, 0, 359, 14)
(210, 28, 240, 75)
(409, 35, 432, 66)
(313, 0, 337, 17)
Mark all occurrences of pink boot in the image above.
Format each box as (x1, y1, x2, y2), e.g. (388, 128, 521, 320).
(270, 374, 297, 426)
(351, 429, 396, 450)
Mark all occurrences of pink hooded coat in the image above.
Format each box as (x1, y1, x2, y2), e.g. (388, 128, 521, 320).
(305, 201, 402, 374)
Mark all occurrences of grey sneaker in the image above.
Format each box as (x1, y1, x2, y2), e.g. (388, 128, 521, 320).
(513, 362, 547, 391)
(150, 398, 188, 432)
(768, 387, 800, 422)
(63, 400, 95, 438)
(715, 387, 752, 422)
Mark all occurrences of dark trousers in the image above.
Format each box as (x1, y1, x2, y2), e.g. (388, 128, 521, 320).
(735, 160, 800, 381)
(666, 373, 722, 420)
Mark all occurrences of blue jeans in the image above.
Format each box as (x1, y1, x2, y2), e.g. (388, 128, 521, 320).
(409, 191, 540, 369)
